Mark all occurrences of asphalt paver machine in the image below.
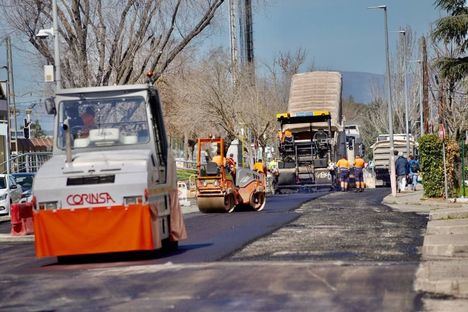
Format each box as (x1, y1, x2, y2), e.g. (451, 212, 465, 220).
(196, 138, 266, 213)
(275, 111, 337, 192)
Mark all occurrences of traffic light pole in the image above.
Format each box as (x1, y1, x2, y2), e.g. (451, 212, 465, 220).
(24, 108, 32, 139)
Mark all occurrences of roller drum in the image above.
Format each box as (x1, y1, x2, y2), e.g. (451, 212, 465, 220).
(197, 194, 234, 213)
(249, 191, 266, 211)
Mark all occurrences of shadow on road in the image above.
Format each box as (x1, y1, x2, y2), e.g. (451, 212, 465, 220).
(43, 243, 213, 267)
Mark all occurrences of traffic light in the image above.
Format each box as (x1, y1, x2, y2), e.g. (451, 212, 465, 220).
(23, 118, 31, 139)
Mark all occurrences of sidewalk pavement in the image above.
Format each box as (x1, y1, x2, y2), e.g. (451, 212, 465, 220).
(383, 189, 468, 311)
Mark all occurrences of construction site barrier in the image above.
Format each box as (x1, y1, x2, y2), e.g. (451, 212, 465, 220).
(177, 181, 191, 207)
(10, 202, 34, 236)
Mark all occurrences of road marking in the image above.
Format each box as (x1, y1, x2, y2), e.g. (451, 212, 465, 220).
(83, 260, 415, 277)
(307, 267, 337, 292)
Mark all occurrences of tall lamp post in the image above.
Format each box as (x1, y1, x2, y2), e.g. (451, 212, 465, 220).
(368, 5, 397, 197)
(397, 30, 410, 157)
(36, 0, 61, 92)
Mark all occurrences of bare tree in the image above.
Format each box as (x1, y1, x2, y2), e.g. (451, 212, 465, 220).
(265, 48, 308, 105)
(0, 0, 225, 88)
(361, 27, 422, 148)
(167, 49, 284, 162)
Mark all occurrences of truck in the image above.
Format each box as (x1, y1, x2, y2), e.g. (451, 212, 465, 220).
(274, 71, 346, 192)
(369, 133, 416, 186)
(344, 124, 365, 161)
(32, 83, 187, 258)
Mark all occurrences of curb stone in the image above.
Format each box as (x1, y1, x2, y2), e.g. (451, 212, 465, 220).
(423, 234, 468, 258)
(426, 219, 468, 235)
(416, 260, 468, 298)
(430, 207, 468, 221)
(0, 233, 34, 242)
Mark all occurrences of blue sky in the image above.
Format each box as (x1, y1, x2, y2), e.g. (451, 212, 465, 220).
(213, 0, 442, 75)
(0, 0, 443, 130)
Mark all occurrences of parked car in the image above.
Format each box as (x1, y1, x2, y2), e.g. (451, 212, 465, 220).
(12, 173, 35, 203)
(0, 174, 23, 215)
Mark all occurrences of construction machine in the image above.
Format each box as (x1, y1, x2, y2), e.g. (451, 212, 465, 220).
(196, 138, 266, 213)
(369, 134, 416, 186)
(32, 83, 186, 258)
(274, 71, 346, 192)
(276, 111, 338, 191)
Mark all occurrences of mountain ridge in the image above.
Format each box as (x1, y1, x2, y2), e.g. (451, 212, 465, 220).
(341, 71, 384, 104)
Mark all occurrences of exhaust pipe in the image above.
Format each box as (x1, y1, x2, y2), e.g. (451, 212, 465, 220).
(63, 118, 72, 164)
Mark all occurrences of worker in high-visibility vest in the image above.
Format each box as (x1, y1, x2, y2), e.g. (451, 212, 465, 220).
(212, 150, 225, 167)
(253, 159, 266, 174)
(353, 155, 365, 192)
(226, 153, 237, 183)
(336, 155, 350, 192)
(283, 129, 293, 143)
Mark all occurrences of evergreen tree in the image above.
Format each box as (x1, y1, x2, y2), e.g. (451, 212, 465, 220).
(431, 0, 468, 82)
(31, 120, 46, 138)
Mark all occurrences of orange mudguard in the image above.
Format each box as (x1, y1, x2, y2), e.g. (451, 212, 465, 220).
(33, 204, 154, 258)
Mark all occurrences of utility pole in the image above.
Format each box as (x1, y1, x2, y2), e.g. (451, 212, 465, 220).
(53, 0, 61, 91)
(244, 0, 254, 65)
(237, 0, 255, 81)
(419, 59, 424, 137)
(228, 0, 239, 82)
(243, 0, 255, 80)
(5, 37, 18, 162)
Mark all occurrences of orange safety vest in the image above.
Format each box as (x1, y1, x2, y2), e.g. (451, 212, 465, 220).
(336, 159, 350, 169)
(253, 162, 265, 173)
(212, 155, 224, 167)
(354, 158, 365, 168)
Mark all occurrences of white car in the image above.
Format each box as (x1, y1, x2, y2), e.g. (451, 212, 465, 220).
(0, 174, 23, 215)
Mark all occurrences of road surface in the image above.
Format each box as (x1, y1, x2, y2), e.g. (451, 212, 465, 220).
(0, 189, 428, 311)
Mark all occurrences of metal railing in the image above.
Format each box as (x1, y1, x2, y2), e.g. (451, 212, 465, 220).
(175, 159, 197, 170)
(0, 152, 53, 174)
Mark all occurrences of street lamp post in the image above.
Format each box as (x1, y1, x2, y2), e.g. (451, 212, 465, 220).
(37, 0, 61, 92)
(369, 5, 397, 197)
(398, 30, 411, 157)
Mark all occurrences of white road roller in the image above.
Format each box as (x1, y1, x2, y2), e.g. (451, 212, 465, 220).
(32, 83, 186, 258)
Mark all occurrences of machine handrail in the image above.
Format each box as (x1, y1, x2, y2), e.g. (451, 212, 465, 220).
(0, 152, 53, 174)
